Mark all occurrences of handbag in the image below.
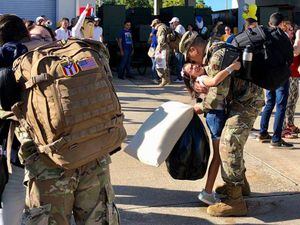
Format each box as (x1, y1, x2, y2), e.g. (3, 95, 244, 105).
(147, 46, 155, 58)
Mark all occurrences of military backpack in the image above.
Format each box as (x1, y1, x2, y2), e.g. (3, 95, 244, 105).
(12, 39, 127, 169)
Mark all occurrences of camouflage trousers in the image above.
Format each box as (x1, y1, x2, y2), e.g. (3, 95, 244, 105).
(21, 153, 119, 225)
(219, 100, 263, 186)
(284, 77, 299, 126)
(156, 48, 170, 83)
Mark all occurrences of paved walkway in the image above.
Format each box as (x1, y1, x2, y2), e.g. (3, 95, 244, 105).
(110, 73, 300, 225)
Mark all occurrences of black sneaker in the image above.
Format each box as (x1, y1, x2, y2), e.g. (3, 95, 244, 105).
(256, 133, 272, 143)
(269, 139, 294, 149)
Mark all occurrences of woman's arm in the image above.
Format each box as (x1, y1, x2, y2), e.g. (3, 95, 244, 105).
(71, 4, 90, 38)
(199, 59, 241, 87)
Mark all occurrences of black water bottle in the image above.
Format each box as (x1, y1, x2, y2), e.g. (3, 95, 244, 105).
(242, 45, 253, 80)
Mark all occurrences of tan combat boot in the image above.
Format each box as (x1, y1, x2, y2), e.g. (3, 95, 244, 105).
(207, 185, 247, 217)
(215, 176, 250, 196)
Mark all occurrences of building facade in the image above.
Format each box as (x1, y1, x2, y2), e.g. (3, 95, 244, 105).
(0, 0, 96, 26)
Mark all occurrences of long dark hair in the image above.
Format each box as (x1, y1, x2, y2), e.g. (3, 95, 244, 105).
(0, 14, 30, 45)
(182, 68, 197, 99)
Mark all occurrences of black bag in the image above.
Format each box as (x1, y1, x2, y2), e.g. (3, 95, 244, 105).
(231, 26, 294, 90)
(166, 114, 210, 180)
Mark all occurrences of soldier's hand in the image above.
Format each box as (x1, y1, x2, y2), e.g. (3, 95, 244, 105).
(193, 103, 203, 114)
(194, 82, 209, 94)
(120, 50, 124, 56)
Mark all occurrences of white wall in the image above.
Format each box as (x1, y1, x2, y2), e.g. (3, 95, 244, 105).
(56, 0, 96, 24)
(56, 0, 76, 23)
(76, 0, 97, 16)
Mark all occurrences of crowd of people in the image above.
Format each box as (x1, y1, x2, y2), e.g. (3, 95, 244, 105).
(22, 4, 103, 43)
(0, 2, 300, 225)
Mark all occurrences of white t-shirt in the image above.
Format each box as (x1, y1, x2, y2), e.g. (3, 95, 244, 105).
(175, 24, 186, 35)
(55, 27, 71, 40)
(93, 26, 103, 42)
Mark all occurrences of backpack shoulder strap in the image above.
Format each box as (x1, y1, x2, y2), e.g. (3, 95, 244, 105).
(205, 42, 228, 63)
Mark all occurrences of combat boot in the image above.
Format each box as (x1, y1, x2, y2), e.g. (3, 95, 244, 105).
(207, 185, 247, 217)
(215, 175, 250, 196)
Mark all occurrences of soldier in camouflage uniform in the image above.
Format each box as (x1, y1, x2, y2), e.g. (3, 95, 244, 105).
(0, 18, 120, 225)
(151, 19, 171, 87)
(179, 31, 265, 216)
(19, 141, 119, 225)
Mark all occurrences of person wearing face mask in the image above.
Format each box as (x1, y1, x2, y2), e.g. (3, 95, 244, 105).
(25, 23, 55, 50)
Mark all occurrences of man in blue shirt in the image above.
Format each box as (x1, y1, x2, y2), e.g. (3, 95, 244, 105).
(117, 21, 134, 79)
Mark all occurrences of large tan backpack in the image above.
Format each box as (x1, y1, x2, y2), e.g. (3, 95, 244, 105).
(12, 39, 127, 169)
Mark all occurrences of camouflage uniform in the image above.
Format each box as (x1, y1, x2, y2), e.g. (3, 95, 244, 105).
(155, 23, 171, 85)
(13, 127, 120, 225)
(220, 78, 264, 185)
(198, 43, 265, 186)
(198, 47, 231, 112)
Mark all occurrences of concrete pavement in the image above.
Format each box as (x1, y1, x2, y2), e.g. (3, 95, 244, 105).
(110, 73, 300, 225)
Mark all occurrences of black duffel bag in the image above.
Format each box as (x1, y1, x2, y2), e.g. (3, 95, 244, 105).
(166, 113, 210, 180)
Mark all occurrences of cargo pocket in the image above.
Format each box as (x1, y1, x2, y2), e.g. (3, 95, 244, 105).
(21, 204, 51, 225)
(105, 184, 120, 225)
(23, 153, 63, 185)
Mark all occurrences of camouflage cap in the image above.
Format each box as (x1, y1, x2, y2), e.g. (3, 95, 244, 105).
(151, 19, 160, 27)
(179, 31, 198, 60)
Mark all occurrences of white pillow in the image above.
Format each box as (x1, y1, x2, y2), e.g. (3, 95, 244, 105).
(124, 101, 194, 167)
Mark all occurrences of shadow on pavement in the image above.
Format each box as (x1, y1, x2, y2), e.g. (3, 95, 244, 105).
(118, 209, 214, 225)
(114, 185, 300, 224)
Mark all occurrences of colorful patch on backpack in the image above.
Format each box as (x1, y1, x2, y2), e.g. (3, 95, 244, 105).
(77, 57, 98, 71)
(61, 61, 80, 77)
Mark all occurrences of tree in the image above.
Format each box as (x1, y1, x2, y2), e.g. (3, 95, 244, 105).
(98, 0, 207, 8)
(102, 0, 151, 8)
(162, 0, 185, 7)
(195, 0, 206, 8)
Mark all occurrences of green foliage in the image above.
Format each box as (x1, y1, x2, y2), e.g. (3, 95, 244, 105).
(104, 0, 151, 8)
(98, 0, 116, 5)
(162, 0, 185, 7)
(99, 0, 207, 8)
